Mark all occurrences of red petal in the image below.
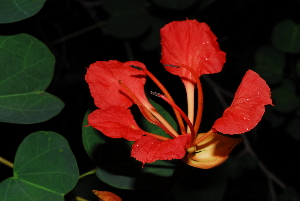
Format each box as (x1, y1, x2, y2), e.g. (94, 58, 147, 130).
(88, 106, 145, 141)
(131, 134, 192, 164)
(160, 20, 226, 84)
(85, 60, 148, 109)
(212, 70, 272, 134)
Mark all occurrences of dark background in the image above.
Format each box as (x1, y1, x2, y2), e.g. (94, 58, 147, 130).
(1, 0, 300, 200)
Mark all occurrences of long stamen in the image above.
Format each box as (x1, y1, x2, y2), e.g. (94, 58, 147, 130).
(151, 91, 196, 144)
(144, 131, 169, 141)
(130, 65, 186, 135)
(118, 80, 178, 138)
(164, 64, 203, 135)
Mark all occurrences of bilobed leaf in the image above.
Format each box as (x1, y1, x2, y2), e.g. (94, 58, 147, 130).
(272, 20, 300, 53)
(0, 34, 64, 124)
(152, 0, 198, 10)
(0, 0, 46, 23)
(0, 131, 79, 200)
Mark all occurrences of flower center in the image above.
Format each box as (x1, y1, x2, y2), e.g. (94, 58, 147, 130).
(121, 64, 204, 147)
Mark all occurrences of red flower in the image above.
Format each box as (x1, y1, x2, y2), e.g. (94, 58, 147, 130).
(85, 19, 272, 168)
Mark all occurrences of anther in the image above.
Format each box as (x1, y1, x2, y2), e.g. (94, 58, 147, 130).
(150, 91, 163, 97)
(130, 65, 143, 70)
(164, 64, 180, 68)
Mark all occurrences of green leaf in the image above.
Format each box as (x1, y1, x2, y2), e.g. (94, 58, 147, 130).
(82, 110, 176, 190)
(253, 45, 285, 85)
(272, 79, 300, 113)
(82, 109, 106, 162)
(152, 0, 198, 10)
(0, 131, 79, 201)
(0, 34, 64, 124)
(96, 159, 176, 190)
(0, 0, 46, 23)
(139, 98, 178, 139)
(272, 20, 300, 53)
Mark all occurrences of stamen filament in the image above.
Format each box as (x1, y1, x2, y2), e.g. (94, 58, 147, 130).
(151, 91, 196, 142)
(118, 80, 178, 138)
(145, 132, 169, 141)
(130, 65, 186, 135)
(193, 129, 214, 147)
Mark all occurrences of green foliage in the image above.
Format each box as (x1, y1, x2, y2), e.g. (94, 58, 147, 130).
(272, 20, 300, 54)
(0, 34, 64, 124)
(0, 0, 46, 23)
(140, 98, 178, 139)
(82, 110, 176, 190)
(0, 131, 79, 201)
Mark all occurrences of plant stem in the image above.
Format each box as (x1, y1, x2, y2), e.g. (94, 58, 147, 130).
(0, 157, 14, 168)
(79, 168, 97, 179)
